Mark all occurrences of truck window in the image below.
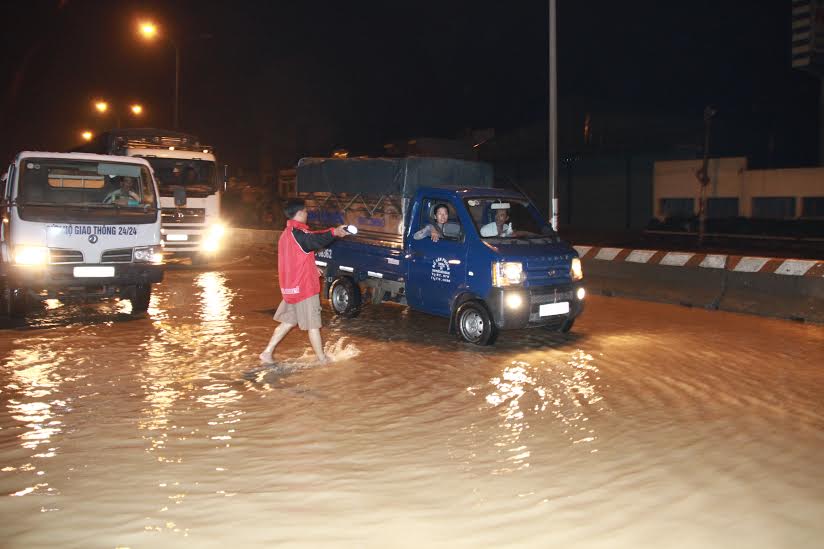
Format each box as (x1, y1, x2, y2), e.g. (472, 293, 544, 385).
(416, 198, 461, 241)
(465, 197, 549, 239)
(17, 159, 157, 212)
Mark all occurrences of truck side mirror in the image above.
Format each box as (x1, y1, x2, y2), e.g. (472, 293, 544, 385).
(442, 221, 462, 239)
(173, 186, 187, 207)
(223, 164, 229, 193)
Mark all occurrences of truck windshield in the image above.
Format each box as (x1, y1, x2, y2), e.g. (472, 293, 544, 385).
(464, 197, 554, 239)
(15, 158, 157, 224)
(143, 158, 216, 197)
(17, 158, 156, 208)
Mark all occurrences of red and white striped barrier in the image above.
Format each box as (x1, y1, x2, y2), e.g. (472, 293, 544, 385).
(574, 246, 824, 277)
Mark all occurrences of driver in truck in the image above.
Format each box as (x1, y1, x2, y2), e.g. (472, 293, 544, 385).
(103, 176, 140, 205)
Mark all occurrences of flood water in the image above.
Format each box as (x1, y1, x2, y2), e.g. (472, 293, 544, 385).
(1, 266, 823, 548)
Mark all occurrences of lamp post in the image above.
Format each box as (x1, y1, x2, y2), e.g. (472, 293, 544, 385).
(548, 0, 558, 231)
(138, 20, 180, 129)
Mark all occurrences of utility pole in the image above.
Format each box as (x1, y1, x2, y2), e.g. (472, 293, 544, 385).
(696, 105, 716, 245)
(548, 0, 558, 231)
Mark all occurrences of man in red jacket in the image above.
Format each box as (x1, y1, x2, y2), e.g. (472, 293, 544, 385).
(260, 199, 348, 364)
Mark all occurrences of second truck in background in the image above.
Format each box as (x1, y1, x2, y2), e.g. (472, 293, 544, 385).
(74, 128, 226, 265)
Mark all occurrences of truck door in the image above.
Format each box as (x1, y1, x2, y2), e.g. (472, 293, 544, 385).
(406, 198, 467, 317)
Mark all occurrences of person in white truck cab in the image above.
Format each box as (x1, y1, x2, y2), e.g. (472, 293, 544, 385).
(103, 176, 141, 205)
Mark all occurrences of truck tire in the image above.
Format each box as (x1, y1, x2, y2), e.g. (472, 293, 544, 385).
(559, 318, 575, 333)
(1, 283, 29, 318)
(455, 300, 498, 346)
(130, 284, 152, 314)
(329, 277, 361, 318)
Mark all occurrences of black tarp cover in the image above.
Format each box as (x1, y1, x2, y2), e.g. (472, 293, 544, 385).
(296, 156, 493, 196)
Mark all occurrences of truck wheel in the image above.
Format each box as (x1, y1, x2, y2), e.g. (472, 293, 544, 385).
(130, 284, 152, 314)
(5, 287, 30, 318)
(559, 318, 575, 333)
(329, 277, 361, 318)
(455, 300, 498, 346)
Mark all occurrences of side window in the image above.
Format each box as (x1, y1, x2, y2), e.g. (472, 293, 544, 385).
(140, 167, 156, 205)
(1, 164, 13, 200)
(420, 197, 461, 240)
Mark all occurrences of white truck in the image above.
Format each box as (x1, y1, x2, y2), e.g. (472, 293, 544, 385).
(0, 152, 164, 316)
(74, 128, 226, 265)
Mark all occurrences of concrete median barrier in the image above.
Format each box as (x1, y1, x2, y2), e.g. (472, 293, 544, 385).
(577, 245, 824, 323)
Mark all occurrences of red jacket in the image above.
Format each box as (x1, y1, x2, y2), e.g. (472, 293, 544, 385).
(278, 219, 335, 303)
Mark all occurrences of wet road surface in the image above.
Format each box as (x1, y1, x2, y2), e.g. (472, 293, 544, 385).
(1, 267, 823, 548)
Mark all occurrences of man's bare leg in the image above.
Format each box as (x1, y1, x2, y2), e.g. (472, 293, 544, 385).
(260, 322, 295, 363)
(307, 328, 328, 364)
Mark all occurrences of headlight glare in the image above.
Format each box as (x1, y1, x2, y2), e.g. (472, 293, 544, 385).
(208, 222, 226, 238)
(571, 257, 583, 281)
(14, 246, 48, 265)
(492, 261, 523, 287)
(134, 246, 163, 264)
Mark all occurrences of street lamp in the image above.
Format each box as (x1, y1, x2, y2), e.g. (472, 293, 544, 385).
(81, 130, 94, 141)
(138, 19, 180, 129)
(91, 99, 145, 128)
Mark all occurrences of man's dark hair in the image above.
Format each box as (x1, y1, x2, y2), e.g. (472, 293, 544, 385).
(433, 203, 449, 217)
(284, 199, 306, 219)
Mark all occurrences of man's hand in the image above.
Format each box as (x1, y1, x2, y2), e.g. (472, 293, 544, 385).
(430, 231, 440, 242)
(333, 225, 348, 237)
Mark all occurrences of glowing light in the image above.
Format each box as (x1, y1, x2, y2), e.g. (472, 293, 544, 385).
(94, 100, 108, 113)
(139, 21, 158, 39)
(81, 130, 94, 141)
(576, 287, 586, 300)
(505, 293, 523, 309)
(571, 257, 583, 280)
(14, 246, 48, 265)
(130, 104, 143, 115)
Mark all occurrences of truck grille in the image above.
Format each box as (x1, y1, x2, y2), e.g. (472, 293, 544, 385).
(101, 248, 133, 263)
(528, 286, 574, 322)
(49, 249, 83, 264)
(162, 208, 206, 225)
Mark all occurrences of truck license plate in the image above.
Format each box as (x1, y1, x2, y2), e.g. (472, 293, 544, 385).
(539, 301, 570, 316)
(166, 234, 188, 241)
(73, 266, 115, 278)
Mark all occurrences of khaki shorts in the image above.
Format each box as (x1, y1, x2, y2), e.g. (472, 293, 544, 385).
(273, 294, 322, 330)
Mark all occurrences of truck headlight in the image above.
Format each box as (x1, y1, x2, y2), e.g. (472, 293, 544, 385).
(134, 246, 164, 264)
(571, 257, 583, 281)
(14, 245, 48, 265)
(208, 222, 225, 239)
(492, 261, 523, 287)
(201, 222, 225, 252)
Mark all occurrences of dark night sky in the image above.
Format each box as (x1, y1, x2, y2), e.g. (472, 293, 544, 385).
(0, 0, 820, 174)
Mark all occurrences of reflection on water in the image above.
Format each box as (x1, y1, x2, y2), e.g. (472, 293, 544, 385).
(464, 349, 604, 475)
(2, 343, 64, 498)
(1, 270, 824, 548)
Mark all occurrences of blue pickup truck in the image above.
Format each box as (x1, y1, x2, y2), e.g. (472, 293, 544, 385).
(296, 157, 585, 345)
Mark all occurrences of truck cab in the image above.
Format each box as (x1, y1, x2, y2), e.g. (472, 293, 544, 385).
(401, 188, 584, 343)
(297, 156, 584, 345)
(0, 152, 164, 317)
(72, 129, 226, 265)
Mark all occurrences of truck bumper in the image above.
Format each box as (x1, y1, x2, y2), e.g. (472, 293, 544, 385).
(486, 283, 585, 330)
(2, 263, 164, 290)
